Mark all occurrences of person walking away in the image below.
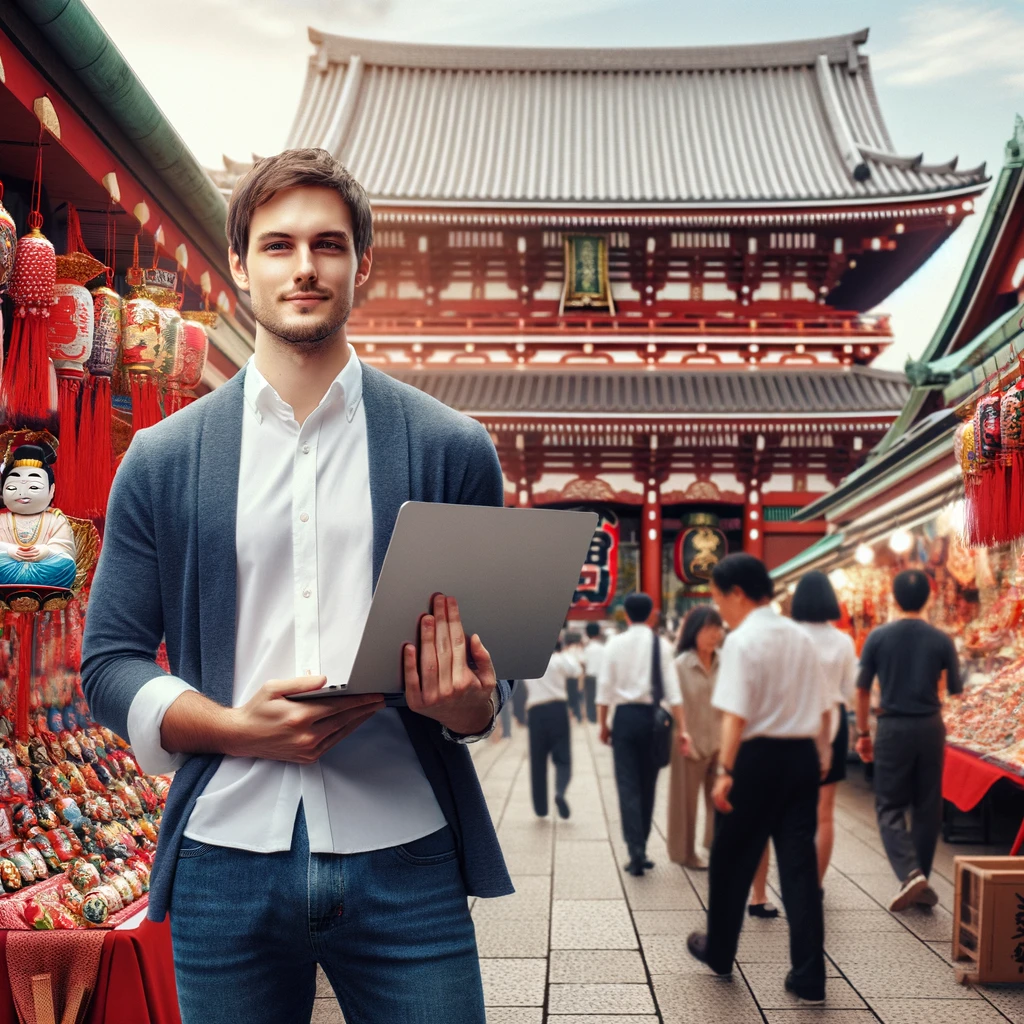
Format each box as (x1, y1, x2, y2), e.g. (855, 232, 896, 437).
(580, 622, 606, 724)
(791, 570, 859, 886)
(598, 593, 690, 876)
(668, 606, 724, 869)
(525, 641, 582, 819)
(687, 554, 832, 1006)
(563, 632, 585, 723)
(81, 149, 512, 1024)
(855, 568, 962, 912)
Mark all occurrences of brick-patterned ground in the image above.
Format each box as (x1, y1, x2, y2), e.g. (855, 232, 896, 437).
(311, 720, 1024, 1023)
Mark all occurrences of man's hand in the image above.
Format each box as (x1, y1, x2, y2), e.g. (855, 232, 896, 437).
(599, 724, 612, 746)
(678, 731, 693, 758)
(404, 595, 497, 736)
(226, 679, 384, 763)
(712, 774, 734, 814)
(855, 735, 874, 764)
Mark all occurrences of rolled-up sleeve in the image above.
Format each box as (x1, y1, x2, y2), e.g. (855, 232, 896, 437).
(127, 675, 197, 775)
(711, 638, 750, 719)
(597, 644, 615, 706)
(660, 639, 683, 706)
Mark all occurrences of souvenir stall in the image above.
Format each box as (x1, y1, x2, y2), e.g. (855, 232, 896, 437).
(0, 3, 252, 1020)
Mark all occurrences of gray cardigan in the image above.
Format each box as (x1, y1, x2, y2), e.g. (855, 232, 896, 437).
(81, 363, 514, 921)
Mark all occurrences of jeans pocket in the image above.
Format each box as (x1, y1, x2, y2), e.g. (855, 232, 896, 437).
(393, 826, 458, 866)
(177, 838, 216, 860)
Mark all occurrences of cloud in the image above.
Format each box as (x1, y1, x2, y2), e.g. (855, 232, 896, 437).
(874, 3, 1024, 89)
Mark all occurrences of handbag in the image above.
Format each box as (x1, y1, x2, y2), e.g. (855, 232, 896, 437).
(650, 630, 674, 768)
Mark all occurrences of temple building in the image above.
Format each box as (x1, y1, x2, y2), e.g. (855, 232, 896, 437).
(214, 27, 987, 618)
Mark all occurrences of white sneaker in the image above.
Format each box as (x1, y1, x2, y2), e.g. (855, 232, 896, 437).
(889, 873, 928, 912)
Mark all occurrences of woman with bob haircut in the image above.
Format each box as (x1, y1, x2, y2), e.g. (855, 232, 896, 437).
(687, 553, 830, 1006)
(791, 570, 858, 885)
(668, 605, 725, 869)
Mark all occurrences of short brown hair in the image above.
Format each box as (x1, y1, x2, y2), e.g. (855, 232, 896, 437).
(226, 148, 373, 266)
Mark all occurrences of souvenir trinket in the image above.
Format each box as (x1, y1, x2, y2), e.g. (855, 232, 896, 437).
(0, 858, 22, 891)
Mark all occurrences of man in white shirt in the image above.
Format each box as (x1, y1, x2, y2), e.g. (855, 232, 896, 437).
(685, 554, 830, 1007)
(580, 621, 606, 723)
(597, 593, 690, 876)
(82, 150, 509, 1024)
(524, 640, 582, 819)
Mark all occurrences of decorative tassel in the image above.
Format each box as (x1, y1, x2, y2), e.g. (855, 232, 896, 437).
(55, 376, 85, 518)
(11, 614, 33, 742)
(130, 373, 161, 433)
(85, 376, 114, 514)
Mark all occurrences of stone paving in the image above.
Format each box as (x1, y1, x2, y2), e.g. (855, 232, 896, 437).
(311, 720, 1024, 1023)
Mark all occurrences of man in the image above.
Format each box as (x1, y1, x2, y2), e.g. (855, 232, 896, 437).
(598, 592, 689, 876)
(686, 554, 831, 1006)
(524, 640, 582, 819)
(579, 621, 606, 724)
(563, 631, 585, 723)
(855, 568, 961, 912)
(81, 149, 511, 1024)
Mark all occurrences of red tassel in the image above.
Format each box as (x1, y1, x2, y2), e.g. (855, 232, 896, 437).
(1010, 452, 1024, 540)
(11, 614, 33, 742)
(130, 374, 162, 434)
(964, 475, 983, 547)
(83, 376, 114, 516)
(1, 310, 54, 431)
(56, 376, 86, 518)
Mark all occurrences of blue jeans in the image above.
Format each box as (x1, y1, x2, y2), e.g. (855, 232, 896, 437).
(169, 807, 485, 1024)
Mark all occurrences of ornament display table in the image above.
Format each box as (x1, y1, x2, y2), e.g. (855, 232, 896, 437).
(943, 745, 1024, 856)
(0, 913, 179, 1024)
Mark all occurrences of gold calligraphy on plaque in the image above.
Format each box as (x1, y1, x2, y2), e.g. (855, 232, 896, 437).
(560, 235, 615, 314)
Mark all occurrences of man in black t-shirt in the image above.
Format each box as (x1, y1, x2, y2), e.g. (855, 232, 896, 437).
(855, 569, 962, 912)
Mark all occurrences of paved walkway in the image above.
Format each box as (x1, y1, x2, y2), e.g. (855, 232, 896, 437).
(312, 720, 1024, 1023)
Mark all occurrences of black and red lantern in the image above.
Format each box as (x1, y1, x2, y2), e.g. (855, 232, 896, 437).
(674, 513, 727, 585)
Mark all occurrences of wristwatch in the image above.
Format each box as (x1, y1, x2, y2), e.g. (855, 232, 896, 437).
(716, 764, 733, 778)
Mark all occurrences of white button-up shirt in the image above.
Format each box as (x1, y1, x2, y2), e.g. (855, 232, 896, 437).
(126, 351, 446, 854)
(712, 606, 830, 741)
(596, 624, 683, 708)
(580, 640, 606, 680)
(524, 650, 583, 709)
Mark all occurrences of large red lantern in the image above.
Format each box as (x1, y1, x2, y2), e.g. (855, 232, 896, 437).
(674, 513, 727, 585)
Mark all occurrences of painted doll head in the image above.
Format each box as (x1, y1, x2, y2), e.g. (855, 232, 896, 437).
(1, 445, 57, 515)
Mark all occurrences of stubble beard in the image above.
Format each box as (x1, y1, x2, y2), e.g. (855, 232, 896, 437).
(251, 292, 353, 349)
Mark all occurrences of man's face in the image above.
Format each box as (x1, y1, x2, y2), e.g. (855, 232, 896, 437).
(230, 186, 372, 349)
(3, 467, 54, 515)
(709, 582, 743, 631)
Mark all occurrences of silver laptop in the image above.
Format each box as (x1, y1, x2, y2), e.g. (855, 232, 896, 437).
(289, 502, 598, 703)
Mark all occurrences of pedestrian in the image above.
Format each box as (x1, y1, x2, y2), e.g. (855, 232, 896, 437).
(667, 606, 724, 869)
(791, 570, 859, 885)
(580, 621, 606, 723)
(564, 631, 585, 723)
(525, 640, 582, 819)
(855, 568, 962, 911)
(82, 149, 512, 1024)
(687, 554, 831, 1006)
(511, 676, 528, 726)
(598, 592, 690, 876)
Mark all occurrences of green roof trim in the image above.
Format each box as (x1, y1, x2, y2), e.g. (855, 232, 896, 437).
(15, 0, 228, 253)
(769, 532, 845, 582)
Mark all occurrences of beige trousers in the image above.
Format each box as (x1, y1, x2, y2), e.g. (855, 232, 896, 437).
(667, 746, 717, 865)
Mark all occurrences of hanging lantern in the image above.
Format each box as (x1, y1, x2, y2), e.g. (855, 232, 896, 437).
(1, 216, 57, 432)
(88, 287, 121, 380)
(674, 513, 727, 585)
(571, 508, 619, 609)
(956, 419, 983, 547)
(165, 311, 212, 414)
(974, 391, 1007, 545)
(122, 267, 179, 432)
(1001, 372, 1024, 541)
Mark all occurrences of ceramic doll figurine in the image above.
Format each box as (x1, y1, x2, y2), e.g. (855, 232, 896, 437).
(0, 445, 77, 590)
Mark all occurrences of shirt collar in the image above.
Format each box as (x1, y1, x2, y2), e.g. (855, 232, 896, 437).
(737, 604, 777, 633)
(243, 345, 363, 425)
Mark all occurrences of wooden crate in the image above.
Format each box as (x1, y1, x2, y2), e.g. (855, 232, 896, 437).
(952, 856, 1024, 985)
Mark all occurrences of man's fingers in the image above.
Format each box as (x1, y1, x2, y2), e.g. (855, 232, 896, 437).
(469, 634, 495, 685)
(433, 594, 453, 699)
(448, 597, 468, 690)
(403, 642, 422, 708)
(418, 614, 439, 705)
(268, 675, 328, 695)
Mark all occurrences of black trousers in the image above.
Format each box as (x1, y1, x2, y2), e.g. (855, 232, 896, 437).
(873, 712, 945, 882)
(566, 678, 583, 722)
(528, 700, 571, 816)
(707, 737, 824, 992)
(511, 679, 528, 726)
(583, 676, 598, 723)
(612, 705, 661, 861)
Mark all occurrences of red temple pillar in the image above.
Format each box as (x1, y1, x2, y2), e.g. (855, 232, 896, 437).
(641, 482, 663, 615)
(743, 482, 764, 561)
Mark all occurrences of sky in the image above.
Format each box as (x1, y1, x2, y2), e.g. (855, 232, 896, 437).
(85, 0, 1024, 370)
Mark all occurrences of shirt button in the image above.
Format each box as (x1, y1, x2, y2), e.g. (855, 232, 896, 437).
(299, 512, 309, 523)
(302, 444, 311, 454)
(303, 588, 312, 599)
